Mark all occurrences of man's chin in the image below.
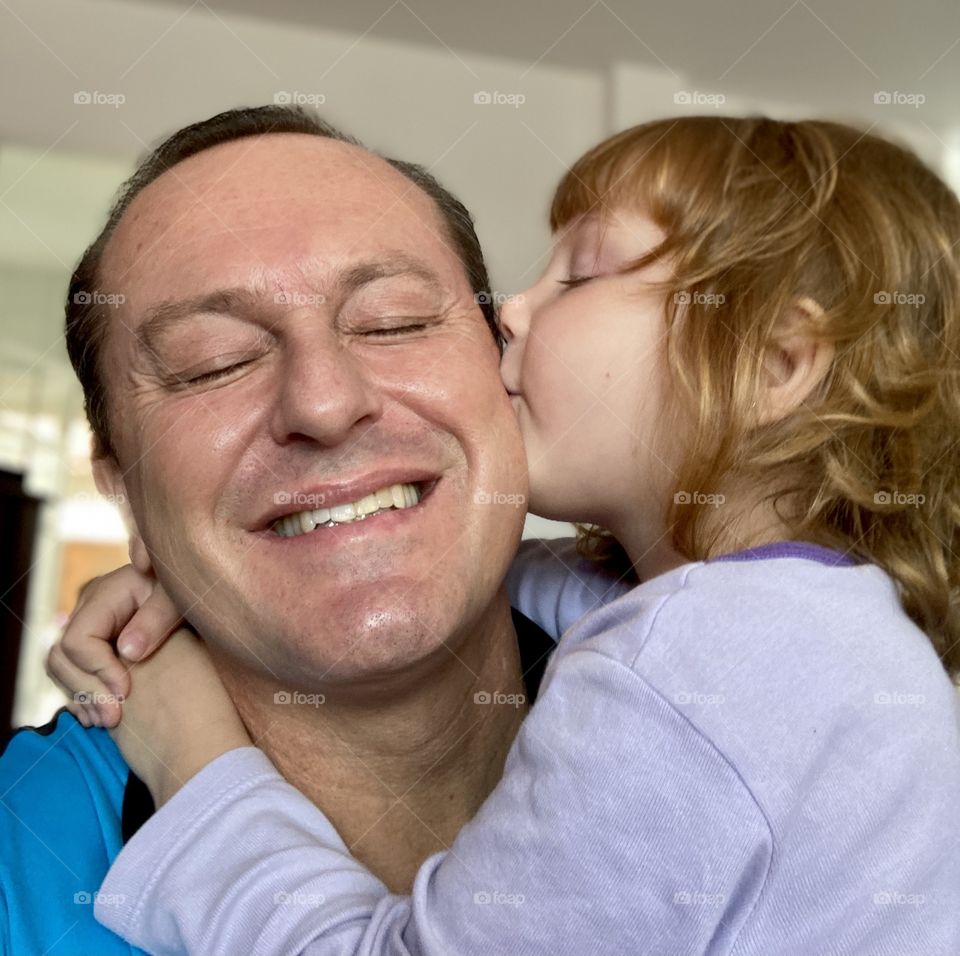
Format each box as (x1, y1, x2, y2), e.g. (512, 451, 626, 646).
(201, 586, 469, 693)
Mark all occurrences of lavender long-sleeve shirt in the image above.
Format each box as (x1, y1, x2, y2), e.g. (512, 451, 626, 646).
(96, 540, 960, 954)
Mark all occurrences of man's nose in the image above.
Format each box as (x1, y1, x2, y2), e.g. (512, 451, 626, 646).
(270, 335, 383, 447)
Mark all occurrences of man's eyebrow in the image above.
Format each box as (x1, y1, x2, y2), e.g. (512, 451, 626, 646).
(135, 287, 264, 353)
(337, 254, 445, 296)
(134, 254, 446, 351)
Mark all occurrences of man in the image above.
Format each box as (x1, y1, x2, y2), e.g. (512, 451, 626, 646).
(0, 105, 562, 955)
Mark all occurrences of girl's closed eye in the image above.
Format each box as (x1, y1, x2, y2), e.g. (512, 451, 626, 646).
(557, 275, 597, 290)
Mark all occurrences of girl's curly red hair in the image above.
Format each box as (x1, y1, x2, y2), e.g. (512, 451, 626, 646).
(554, 116, 960, 683)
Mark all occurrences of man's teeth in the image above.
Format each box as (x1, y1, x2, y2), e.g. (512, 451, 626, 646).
(274, 483, 422, 537)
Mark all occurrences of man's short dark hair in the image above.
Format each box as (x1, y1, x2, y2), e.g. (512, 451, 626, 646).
(64, 105, 499, 458)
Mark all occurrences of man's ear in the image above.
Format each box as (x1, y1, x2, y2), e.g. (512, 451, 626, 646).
(756, 297, 835, 426)
(91, 456, 152, 575)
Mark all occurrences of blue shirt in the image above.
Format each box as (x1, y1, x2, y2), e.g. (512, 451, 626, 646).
(0, 710, 148, 955)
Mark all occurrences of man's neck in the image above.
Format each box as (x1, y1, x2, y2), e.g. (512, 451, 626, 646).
(212, 594, 528, 893)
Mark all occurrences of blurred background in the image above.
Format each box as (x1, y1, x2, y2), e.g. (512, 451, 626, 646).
(2, 0, 958, 728)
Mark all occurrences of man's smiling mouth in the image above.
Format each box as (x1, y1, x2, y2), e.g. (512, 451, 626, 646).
(273, 482, 424, 537)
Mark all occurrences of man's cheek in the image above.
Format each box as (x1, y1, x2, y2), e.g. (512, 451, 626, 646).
(136, 402, 253, 486)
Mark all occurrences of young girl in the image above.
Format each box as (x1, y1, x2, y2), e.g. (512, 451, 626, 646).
(51, 116, 960, 954)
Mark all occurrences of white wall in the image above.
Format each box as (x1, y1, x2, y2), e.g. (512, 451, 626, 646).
(0, 0, 606, 294)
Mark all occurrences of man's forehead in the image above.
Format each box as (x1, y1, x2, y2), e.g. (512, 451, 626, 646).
(100, 134, 451, 301)
(114, 136, 430, 240)
(141, 133, 401, 202)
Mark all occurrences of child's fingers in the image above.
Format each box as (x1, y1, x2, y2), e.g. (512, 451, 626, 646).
(60, 617, 131, 700)
(45, 644, 104, 722)
(79, 689, 123, 728)
(68, 704, 92, 729)
(116, 585, 184, 662)
(60, 565, 155, 696)
(45, 644, 124, 728)
(52, 680, 94, 727)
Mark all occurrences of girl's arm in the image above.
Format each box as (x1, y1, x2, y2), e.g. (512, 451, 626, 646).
(95, 640, 770, 956)
(48, 541, 628, 727)
(506, 537, 633, 640)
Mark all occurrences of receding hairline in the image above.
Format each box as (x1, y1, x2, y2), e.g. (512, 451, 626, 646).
(97, 131, 444, 292)
(109, 131, 404, 225)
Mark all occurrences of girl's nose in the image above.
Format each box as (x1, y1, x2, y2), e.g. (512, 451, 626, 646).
(498, 290, 530, 343)
(498, 290, 531, 394)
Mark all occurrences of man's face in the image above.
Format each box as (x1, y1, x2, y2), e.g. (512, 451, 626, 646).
(97, 134, 527, 690)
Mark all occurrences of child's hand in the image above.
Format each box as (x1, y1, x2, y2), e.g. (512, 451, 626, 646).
(109, 627, 252, 807)
(45, 565, 183, 728)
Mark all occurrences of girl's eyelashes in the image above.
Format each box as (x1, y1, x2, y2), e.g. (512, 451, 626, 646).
(557, 274, 597, 291)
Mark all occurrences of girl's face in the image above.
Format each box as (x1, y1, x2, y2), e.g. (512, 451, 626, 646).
(500, 211, 683, 552)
